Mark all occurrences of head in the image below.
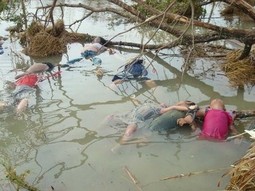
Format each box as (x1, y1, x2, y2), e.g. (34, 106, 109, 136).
(43, 62, 55, 72)
(112, 75, 123, 83)
(92, 36, 108, 46)
(4, 81, 16, 90)
(210, 98, 225, 110)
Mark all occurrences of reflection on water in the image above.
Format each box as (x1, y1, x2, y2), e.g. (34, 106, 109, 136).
(0, 3, 255, 191)
(0, 48, 253, 190)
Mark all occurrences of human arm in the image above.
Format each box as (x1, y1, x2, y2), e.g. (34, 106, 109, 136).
(228, 111, 239, 136)
(229, 124, 239, 135)
(160, 105, 188, 114)
(177, 114, 193, 124)
(177, 107, 203, 130)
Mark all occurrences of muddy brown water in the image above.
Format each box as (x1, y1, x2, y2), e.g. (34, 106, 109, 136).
(0, 1, 255, 191)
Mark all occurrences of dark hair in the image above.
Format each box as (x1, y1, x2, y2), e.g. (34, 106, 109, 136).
(93, 36, 108, 46)
(112, 75, 123, 82)
(43, 62, 55, 72)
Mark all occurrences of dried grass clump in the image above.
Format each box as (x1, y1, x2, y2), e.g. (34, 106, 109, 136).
(27, 21, 44, 37)
(27, 31, 66, 57)
(24, 20, 67, 57)
(62, 32, 93, 44)
(45, 19, 65, 37)
(23, 19, 91, 57)
(224, 142, 255, 190)
(222, 50, 255, 86)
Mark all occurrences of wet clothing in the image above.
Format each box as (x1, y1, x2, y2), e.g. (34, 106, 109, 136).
(149, 101, 198, 132)
(112, 58, 148, 82)
(9, 74, 39, 105)
(12, 85, 35, 101)
(199, 108, 233, 140)
(81, 43, 106, 59)
(149, 110, 186, 132)
(107, 101, 198, 132)
(81, 50, 97, 59)
(15, 74, 38, 87)
(108, 103, 162, 129)
(130, 104, 161, 124)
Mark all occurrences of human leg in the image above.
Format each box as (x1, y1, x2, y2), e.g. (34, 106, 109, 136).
(16, 98, 28, 114)
(120, 123, 138, 143)
(124, 123, 138, 136)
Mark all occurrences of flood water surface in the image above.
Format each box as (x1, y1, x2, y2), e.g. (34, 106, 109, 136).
(0, 2, 255, 191)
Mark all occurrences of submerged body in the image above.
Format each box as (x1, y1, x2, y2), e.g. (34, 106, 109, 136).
(1, 74, 40, 114)
(199, 108, 234, 140)
(15, 62, 55, 79)
(81, 43, 107, 59)
(106, 101, 196, 143)
(148, 110, 187, 132)
(197, 99, 238, 141)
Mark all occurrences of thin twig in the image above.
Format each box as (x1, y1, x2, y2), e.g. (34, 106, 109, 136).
(161, 167, 229, 181)
(123, 166, 143, 191)
(226, 132, 247, 141)
(123, 166, 138, 184)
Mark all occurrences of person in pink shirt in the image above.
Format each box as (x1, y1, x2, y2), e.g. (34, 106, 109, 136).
(198, 99, 238, 141)
(177, 98, 239, 141)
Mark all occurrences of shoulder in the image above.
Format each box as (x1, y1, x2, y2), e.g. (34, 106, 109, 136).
(196, 107, 206, 117)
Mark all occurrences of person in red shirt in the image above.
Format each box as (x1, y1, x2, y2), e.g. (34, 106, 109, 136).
(1, 62, 61, 114)
(0, 73, 41, 114)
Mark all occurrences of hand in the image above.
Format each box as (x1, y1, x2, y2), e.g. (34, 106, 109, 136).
(177, 118, 186, 126)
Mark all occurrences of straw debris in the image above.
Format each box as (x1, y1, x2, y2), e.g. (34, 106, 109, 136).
(221, 50, 255, 87)
(223, 142, 255, 190)
(22, 20, 92, 58)
(26, 31, 66, 57)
